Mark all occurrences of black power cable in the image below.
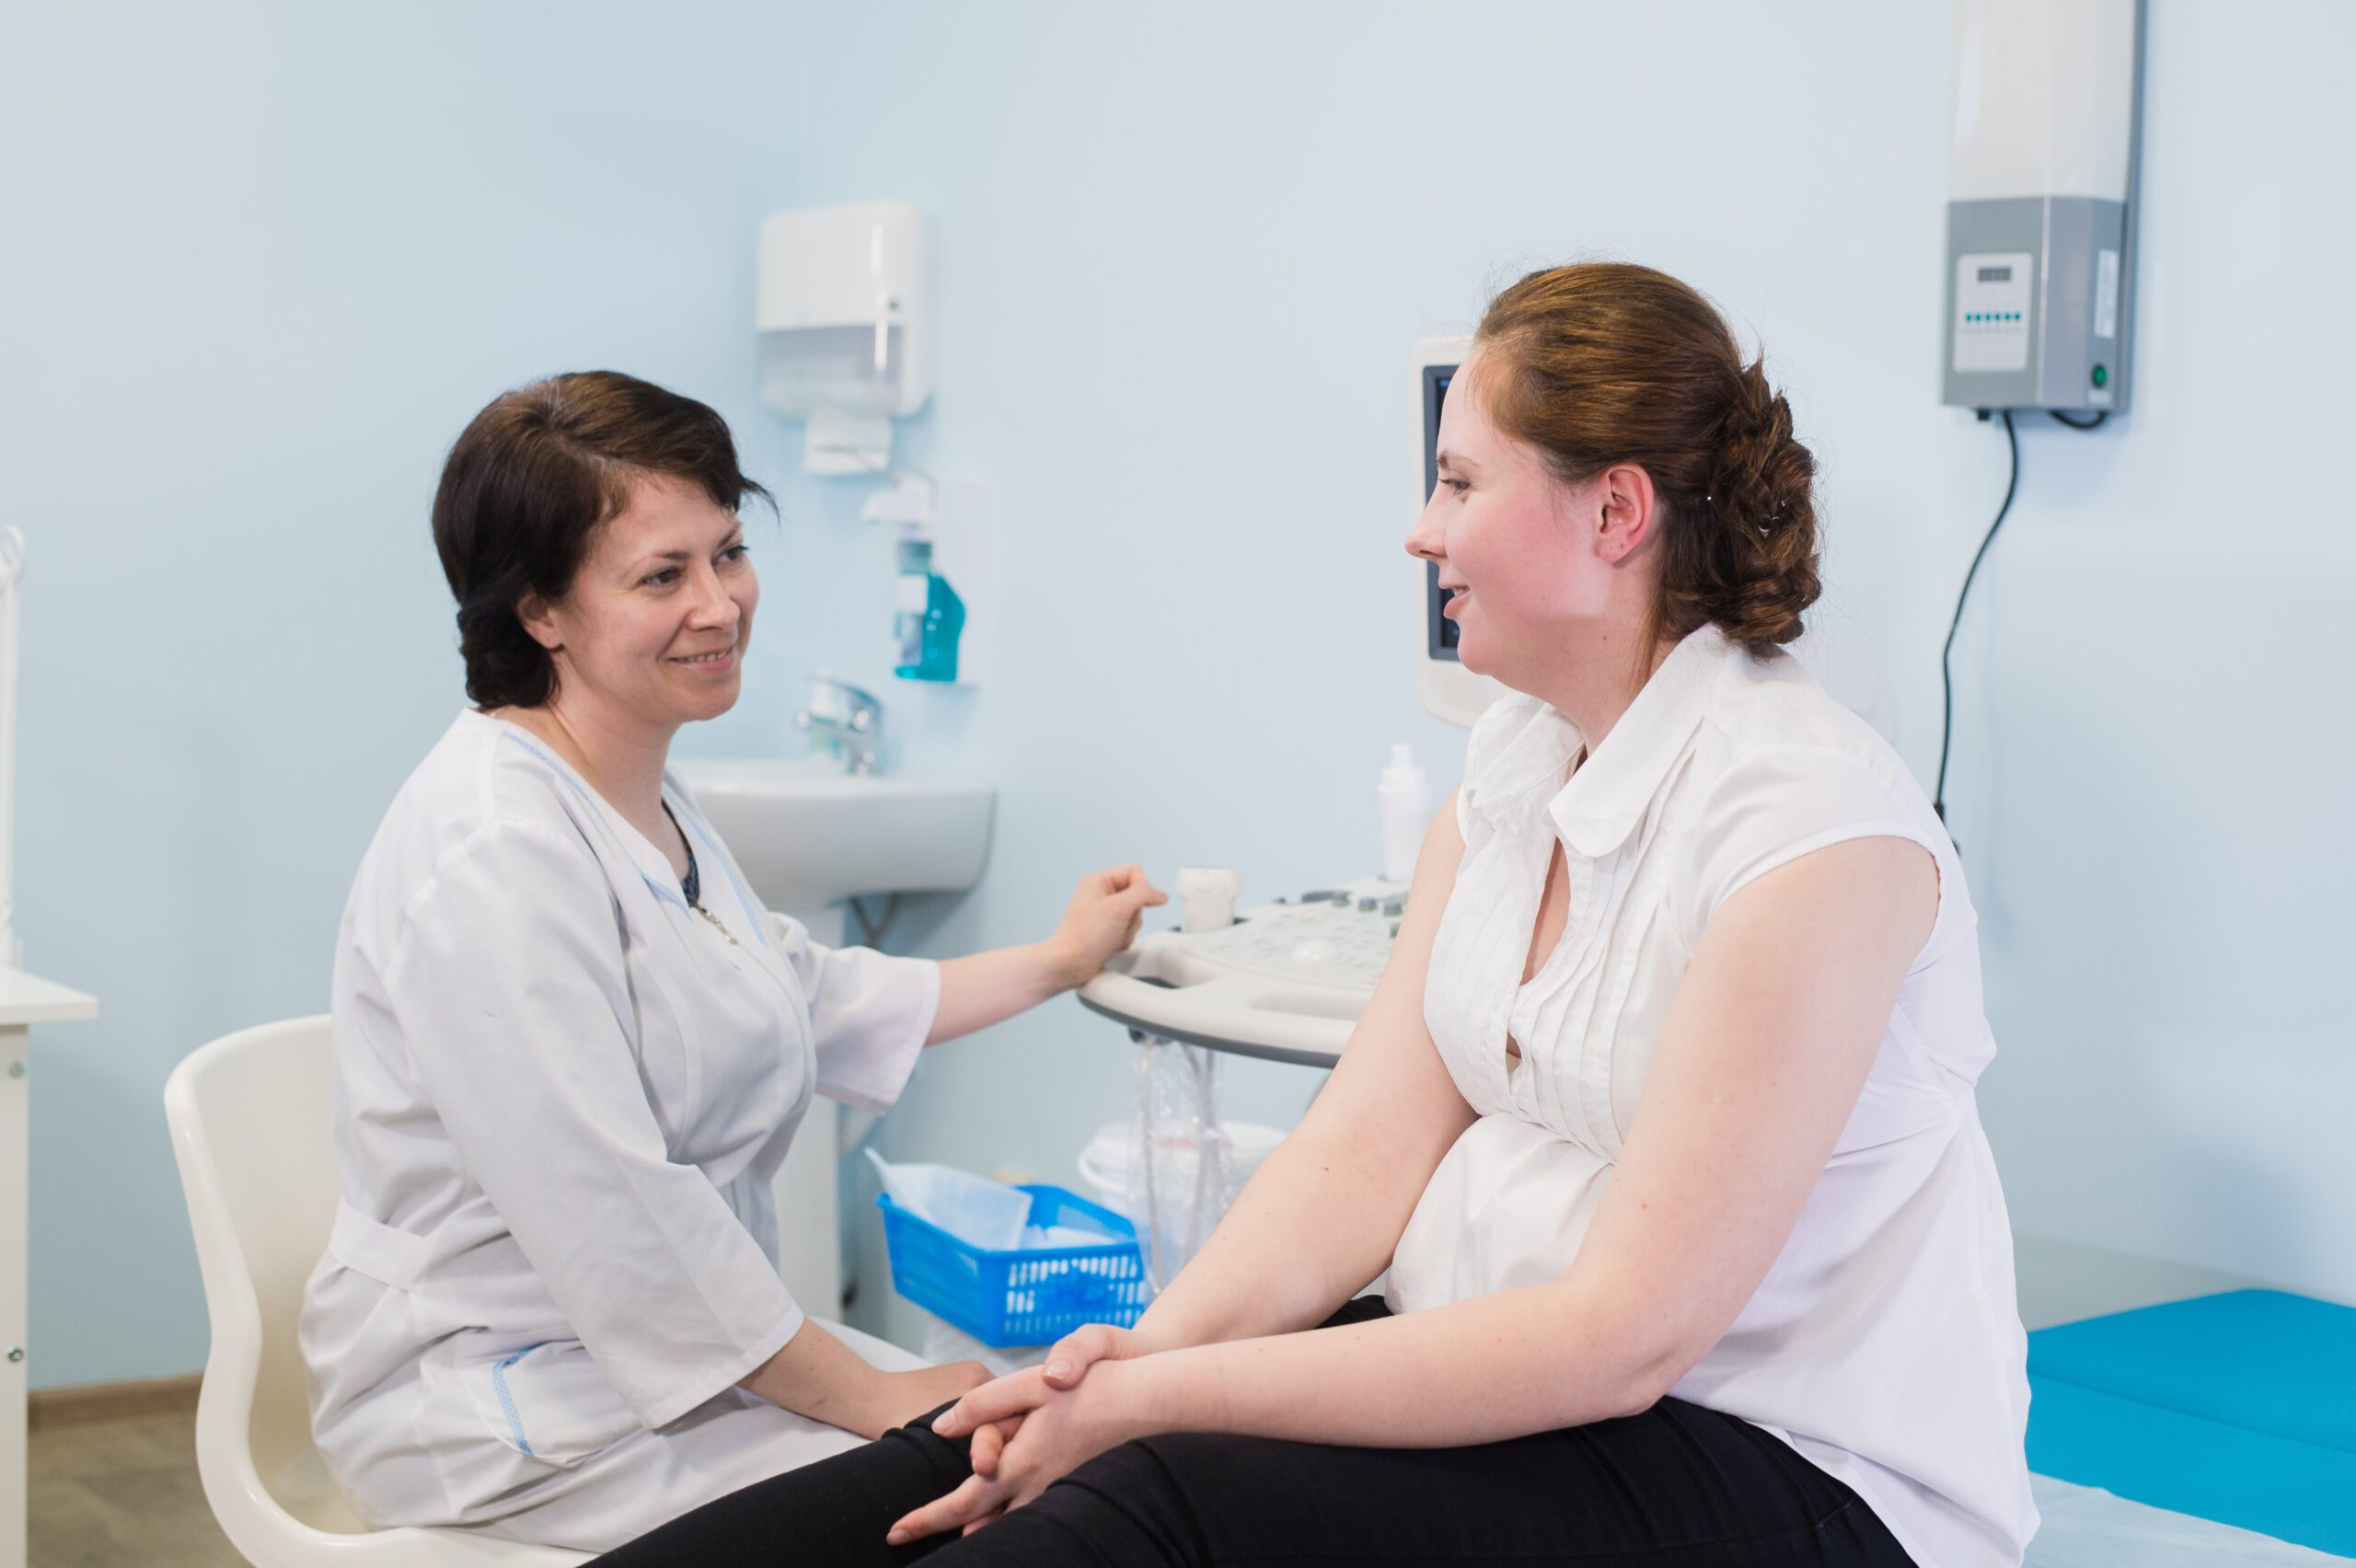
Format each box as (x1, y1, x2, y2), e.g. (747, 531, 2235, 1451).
(2050, 409, 2110, 431)
(1934, 406, 2112, 828)
(1934, 411, 2019, 826)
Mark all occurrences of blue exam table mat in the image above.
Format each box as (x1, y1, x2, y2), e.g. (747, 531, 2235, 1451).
(2026, 1289, 2356, 1557)
(2029, 1289, 2356, 1452)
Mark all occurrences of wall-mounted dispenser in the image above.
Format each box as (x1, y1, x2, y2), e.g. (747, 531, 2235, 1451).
(861, 475, 968, 684)
(1943, 0, 2145, 414)
(892, 534, 964, 683)
(757, 202, 937, 474)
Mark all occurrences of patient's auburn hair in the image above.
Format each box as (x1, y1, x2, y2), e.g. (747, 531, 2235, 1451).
(1473, 262, 1819, 651)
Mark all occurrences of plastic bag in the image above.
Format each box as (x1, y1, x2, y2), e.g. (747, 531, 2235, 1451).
(1129, 1036, 1237, 1291)
(863, 1148, 1030, 1252)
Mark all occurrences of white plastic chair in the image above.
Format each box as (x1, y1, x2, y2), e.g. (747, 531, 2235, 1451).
(165, 1016, 591, 1565)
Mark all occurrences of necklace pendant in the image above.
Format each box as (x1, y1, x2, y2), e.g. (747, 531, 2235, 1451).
(693, 901, 740, 946)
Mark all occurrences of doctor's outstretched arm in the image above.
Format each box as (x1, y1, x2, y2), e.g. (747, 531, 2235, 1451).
(924, 864, 1166, 1045)
(734, 865, 1163, 1432)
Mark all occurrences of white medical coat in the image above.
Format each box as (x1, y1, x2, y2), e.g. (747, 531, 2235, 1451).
(299, 710, 941, 1550)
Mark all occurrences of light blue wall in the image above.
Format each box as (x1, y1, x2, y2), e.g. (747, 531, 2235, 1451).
(7, 0, 2350, 1388)
(0, 0, 808, 1386)
(774, 0, 2356, 1343)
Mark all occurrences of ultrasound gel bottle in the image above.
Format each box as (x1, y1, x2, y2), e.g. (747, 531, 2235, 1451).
(1377, 743, 1432, 882)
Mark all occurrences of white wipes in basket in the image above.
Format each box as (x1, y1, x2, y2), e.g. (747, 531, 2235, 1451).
(865, 1149, 1031, 1252)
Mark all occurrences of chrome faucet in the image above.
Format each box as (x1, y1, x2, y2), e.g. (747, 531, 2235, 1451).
(796, 673, 884, 775)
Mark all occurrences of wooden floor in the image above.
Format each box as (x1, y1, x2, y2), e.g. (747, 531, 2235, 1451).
(29, 1409, 244, 1567)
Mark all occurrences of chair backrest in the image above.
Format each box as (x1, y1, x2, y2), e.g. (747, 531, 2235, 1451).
(164, 1015, 363, 1531)
(167, 1017, 595, 1566)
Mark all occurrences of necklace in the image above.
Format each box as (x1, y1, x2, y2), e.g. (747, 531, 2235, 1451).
(693, 900, 740, 946)
(666, 804, 739, 947)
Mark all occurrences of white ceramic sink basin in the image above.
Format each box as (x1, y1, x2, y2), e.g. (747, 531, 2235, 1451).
(674, 756, 994, 912)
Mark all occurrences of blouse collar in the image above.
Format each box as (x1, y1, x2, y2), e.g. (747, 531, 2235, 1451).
(1462, 625, 1743, 858)
(1547, 625, 1736, 857)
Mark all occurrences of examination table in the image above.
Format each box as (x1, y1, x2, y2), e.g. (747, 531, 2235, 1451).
(2021, 1289, 2354, 1563)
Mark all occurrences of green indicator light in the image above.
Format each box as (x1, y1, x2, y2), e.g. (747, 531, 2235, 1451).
(2091, 364, 2108, 387)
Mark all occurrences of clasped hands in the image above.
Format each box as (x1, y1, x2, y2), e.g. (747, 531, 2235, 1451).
(885, 1322, 1160, 1545)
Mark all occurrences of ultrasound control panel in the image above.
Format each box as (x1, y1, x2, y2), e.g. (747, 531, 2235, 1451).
(1075, 877, 1403, 1067)
(1180, 887, 1403, 987)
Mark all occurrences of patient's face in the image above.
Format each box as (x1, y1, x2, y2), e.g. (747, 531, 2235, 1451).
(1404, 351, 1606, 686)
(533, 472, 760, 732)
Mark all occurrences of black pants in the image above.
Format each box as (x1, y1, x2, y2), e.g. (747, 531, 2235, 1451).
(595, 1300, 1916, 1567)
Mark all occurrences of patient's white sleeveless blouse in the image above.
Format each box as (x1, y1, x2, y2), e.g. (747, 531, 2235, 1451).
(1390, 627, 2038, 1568)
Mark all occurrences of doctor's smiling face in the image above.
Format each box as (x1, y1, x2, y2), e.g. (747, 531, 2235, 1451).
(516, 471, 758, 732)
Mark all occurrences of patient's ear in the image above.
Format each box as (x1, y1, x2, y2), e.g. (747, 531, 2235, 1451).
(1592, 462, 1660, 564)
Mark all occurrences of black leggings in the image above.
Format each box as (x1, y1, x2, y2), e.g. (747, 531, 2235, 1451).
(595, 1300, 1916, 1568)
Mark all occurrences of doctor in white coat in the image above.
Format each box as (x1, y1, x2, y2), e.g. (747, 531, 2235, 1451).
(299, 370, 1165, 1552)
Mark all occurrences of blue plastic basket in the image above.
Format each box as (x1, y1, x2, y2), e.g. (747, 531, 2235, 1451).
(876, 1182, 1149, 1347)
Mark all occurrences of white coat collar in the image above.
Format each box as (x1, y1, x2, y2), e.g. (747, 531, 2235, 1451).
(1543, 625, 1736, 858)
(467, 710, 702, 917)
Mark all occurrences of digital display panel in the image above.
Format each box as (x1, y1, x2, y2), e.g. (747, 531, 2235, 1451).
(1976, 264, 2014, 283)
(1423, 363, 1460, 660)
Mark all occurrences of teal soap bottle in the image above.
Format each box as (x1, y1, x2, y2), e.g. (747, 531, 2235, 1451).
(893, 534, 964, 683)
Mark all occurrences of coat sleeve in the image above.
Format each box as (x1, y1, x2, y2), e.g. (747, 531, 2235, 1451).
(386, 818, 803, 1431)
(764, 912, 940, 1114)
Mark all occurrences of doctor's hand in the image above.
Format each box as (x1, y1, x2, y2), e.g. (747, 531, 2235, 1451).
(1045, 865, 1167, 987)
(743, 1321, 989, 1442)
(888, 1361, 1157, 1544)
(847, 1360, 990, 1442)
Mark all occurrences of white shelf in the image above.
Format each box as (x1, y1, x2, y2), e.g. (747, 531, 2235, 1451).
(3, 971, 94, 1568)
(0, 970, 96, 1029)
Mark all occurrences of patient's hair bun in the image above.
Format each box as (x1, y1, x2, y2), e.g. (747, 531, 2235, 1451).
(1688, 358, 1819, 649)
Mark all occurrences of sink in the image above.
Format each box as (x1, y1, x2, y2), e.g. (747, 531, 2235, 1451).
(672, 756, 994, 912)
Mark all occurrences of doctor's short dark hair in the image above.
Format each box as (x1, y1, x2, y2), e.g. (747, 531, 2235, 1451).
(431, 370, 772, 709)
